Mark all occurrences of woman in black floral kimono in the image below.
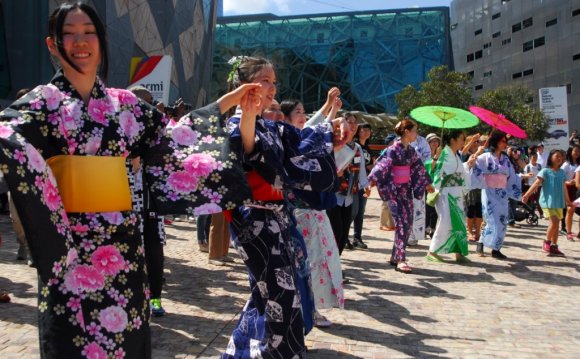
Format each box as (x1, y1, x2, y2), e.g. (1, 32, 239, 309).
(0, 3, 258, 358)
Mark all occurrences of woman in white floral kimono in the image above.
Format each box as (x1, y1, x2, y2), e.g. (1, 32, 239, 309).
(0, 3, 256, 358)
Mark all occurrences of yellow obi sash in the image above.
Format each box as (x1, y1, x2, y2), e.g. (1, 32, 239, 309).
(46, 155, 132, 213)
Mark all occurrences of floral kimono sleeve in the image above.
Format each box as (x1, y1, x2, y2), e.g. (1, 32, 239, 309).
(228, 117, 338, 192)
(470, 153, 488, 189)
(143, 103, 252, 215)
(506, 158, 522, 200)
(367, 149, 394, 201)
(410, 149, 431, 200)
(0, 100, 73, 284)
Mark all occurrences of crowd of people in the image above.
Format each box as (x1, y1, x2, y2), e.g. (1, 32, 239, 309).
(0, 2, 578, 359)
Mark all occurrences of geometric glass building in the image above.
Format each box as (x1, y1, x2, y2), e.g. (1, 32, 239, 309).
(213, 8, 453, 114)
(1, 0, 218, 108)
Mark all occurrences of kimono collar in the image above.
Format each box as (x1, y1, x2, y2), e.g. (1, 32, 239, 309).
(49, 70, 108, 102)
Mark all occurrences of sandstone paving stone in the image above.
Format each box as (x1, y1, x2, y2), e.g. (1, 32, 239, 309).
(2, 193, 580, 357)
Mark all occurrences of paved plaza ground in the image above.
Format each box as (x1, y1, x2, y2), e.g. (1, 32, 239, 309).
(1, 194, 580, 358)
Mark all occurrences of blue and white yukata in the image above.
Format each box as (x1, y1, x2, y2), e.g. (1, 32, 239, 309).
(470, 152, 521, 251)
(410, 135, 432, 242)
(222, 112, 337, 359)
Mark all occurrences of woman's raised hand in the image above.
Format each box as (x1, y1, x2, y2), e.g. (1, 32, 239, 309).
(217, 83, 262, 114)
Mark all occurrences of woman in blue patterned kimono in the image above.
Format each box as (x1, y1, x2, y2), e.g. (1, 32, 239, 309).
(222, 57, 340, 358)
(0, 3, 257, 358)
(469, 131, 521, 259)
(368, 119, 433, 273)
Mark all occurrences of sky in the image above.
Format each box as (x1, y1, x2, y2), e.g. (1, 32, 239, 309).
(223, 0, 453, 16)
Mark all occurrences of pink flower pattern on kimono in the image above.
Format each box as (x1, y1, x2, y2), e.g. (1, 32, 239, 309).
(82, 342, 107, 359)
(64, 265, 105, 294)
(193, 202, 222, 215)
(42, 176, 60, 211)
(88, 97, 114, 125)
(42, 84, 64, 111)
(91, 245, 125, 276)
(182, 153, 216, 178)
(99, 306, 128, 333)
(24, 143, 45, 173)
(118, 110, 140, 139)
(167, 171, 199, 193)
(171, 125, 198, 146)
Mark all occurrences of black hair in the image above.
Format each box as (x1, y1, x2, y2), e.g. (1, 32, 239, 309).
(442, 129, 465, 146)
(280, 99, 301, 120)
(488, 130, 508, 151)
(227, 56, 274, 91)
(48, 2, 108, 81)
(546, 149, 565, 169)
(566, 144, 580, 165)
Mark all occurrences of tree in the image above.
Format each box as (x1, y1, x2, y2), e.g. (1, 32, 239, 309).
(395, 65, 473, 120)
(476, 85, 548, 142)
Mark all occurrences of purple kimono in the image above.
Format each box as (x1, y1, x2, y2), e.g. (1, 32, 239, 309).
(368, 140, 431, 262)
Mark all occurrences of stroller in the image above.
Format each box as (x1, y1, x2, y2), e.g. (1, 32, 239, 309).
(509, 198, 539, 226)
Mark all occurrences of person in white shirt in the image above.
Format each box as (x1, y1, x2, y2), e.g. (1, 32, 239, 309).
(523, 152, 543, 217)
(563, 145, 580, 240)
(537, 143, 549, 168)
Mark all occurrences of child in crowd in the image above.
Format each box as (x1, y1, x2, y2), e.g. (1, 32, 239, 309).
(523, 150, 571, 256)
(523, 152, 543, 217)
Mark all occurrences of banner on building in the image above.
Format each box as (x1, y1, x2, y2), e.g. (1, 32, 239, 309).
(539, 87, 569, 151)
(128, 55, 172, 105)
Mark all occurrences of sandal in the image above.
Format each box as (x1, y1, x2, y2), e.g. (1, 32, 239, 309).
(314, 312, 333, 328)
(425, 254, 445, 263)
(395, 262, 413, 273)
(568, 233, 576, 242)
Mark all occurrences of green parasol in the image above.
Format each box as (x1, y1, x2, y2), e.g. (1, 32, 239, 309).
(410, 106, 480, 130)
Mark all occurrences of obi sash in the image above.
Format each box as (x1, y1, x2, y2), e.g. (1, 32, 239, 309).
(393, 165, 411, 184)
(46, 155, 132, 213)
(246, 170, 284, 202)
(484, 173, 507, 189)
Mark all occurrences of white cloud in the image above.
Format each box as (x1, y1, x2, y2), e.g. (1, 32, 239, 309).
(223, 0, 293, 15)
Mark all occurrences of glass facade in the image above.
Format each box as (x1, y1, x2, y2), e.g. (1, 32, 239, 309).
(213, 8, 452, 114)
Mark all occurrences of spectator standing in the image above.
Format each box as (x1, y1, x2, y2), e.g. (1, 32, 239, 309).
(425, 133, 441, 238)
(561, 144, 580, 240)
(409, 129, 432, 245)
(379, 134, 397, 231)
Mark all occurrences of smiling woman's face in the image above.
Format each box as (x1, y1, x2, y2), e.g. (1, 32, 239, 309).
(250, 65, 276, 110)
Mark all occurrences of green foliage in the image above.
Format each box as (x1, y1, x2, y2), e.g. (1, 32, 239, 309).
(395, 65, 473, 134)
(395, 65, 548, 142)
(476, 85, 548, 142)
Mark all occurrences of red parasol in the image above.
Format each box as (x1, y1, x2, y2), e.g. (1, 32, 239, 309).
(469, 106, 527, 139)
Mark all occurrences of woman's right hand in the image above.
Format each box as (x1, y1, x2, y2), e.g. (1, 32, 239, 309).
(217, 83, 262, 114)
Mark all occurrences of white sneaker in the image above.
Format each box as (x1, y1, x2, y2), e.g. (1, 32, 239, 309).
(408, 238, 419, 246)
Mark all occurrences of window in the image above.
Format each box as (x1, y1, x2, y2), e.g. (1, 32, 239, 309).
(483, 42, 492, 49)
(512, 22, 522, 33)
(475, 84, 483, 91)
(573, 9, 580, 17)
(451, 23, 458, 30)
(573, 53, 580, 61)
(523, 40, 533, 52)
(492, 31, 501, 38)
(474, 28, 482, 36)
(512, 72, 522, 79)
(475, 50, 483, 59)
(523, 17, 533, 28)
(502, 0, 511, 4)
(467, 71, 474, 78)
(526, 96, 534, 104)
(502, 38, 512, 46)
(546, 18, 558, 27)
(467, 53, 474, 62)
(567, 83, 572, 94)
(523, 68, 534, 76)
(492, 13, 501, 20)
(534, 36, 545, 48)
(483, 71, 492, 78)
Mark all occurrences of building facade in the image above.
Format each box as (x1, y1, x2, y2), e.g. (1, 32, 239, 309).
(450, 0, 580, 129)
(0, 0, 217, 107)
(213, 8, 452, 114)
